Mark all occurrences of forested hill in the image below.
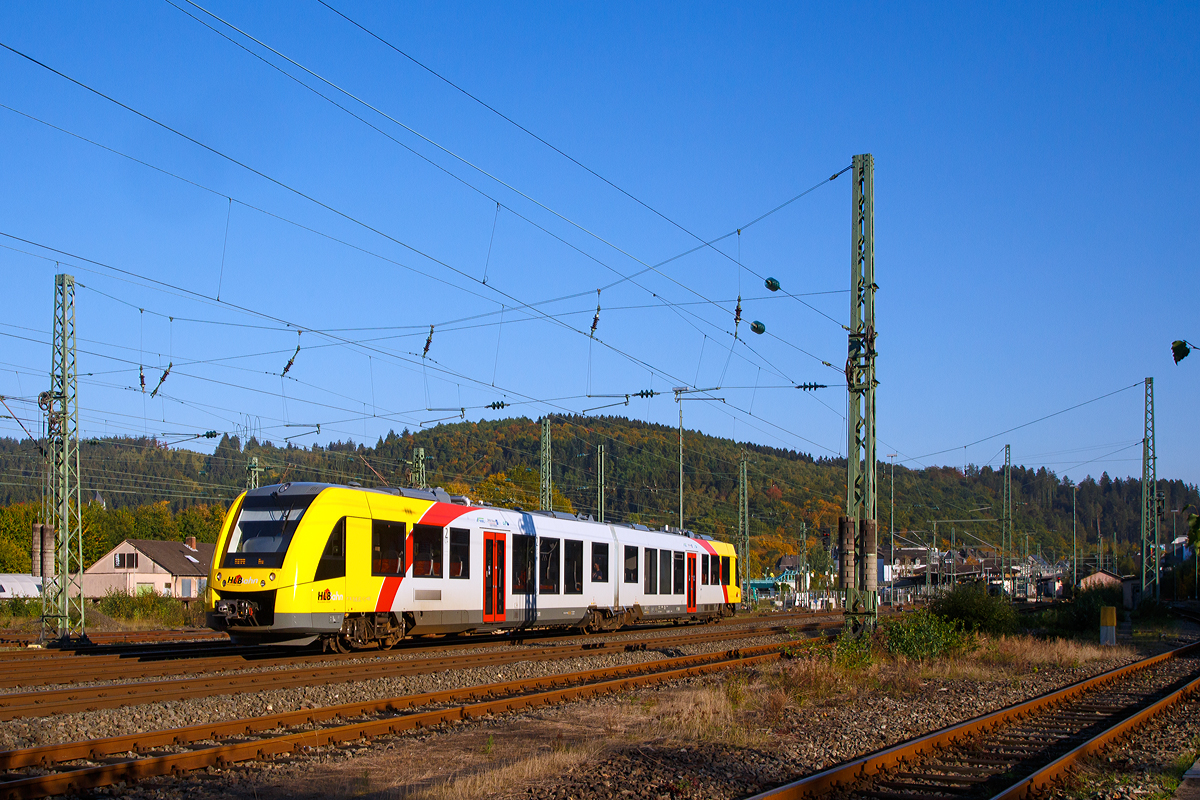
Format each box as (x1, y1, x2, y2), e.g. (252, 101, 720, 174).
(0, 416, 1195, 575)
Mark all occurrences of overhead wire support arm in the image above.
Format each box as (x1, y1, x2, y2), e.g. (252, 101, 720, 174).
(281, 331, 301, 376)
(149, 362, 173, 399)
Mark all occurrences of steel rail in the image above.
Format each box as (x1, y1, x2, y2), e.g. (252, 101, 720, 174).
(0, 618, 810, 689)
(0, 619, 841, 719)
(748, 639, 1200, 800)
(0, 610, 861, 684)
(0, 608, 832, 661)
(0, 637, 817, 799)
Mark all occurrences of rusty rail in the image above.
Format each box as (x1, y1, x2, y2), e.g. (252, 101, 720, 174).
(0, 614, 859, 690)
(0, 637, 816, 799)
(0, 619, 841, 719)
(749, 639, 1200, 800)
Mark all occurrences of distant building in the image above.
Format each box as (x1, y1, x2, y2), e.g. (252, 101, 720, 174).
(1079, 569, 1123, 592)
(773, 555, 802, 573)
(81, 537, 214, 600)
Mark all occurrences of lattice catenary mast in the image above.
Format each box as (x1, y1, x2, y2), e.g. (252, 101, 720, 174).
(1140, 377, 1159, 600)
(841, 154, 879, 632)
(540, 418, 552, 511)
(41, 274, 87, 643)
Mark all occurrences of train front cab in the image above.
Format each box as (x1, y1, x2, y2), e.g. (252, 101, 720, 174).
(207, 483, 395, 648)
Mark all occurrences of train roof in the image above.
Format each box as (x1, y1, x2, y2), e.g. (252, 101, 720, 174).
(250, 482, 715, 541)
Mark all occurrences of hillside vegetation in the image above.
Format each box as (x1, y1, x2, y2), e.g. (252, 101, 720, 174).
(0, 416, 1195, 576)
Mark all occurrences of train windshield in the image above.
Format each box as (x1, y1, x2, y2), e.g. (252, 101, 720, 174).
(222, 491, 317, 569)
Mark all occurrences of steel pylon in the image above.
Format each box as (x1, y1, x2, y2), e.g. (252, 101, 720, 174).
(41, 274, 86, 644)
(1140, 377, 1158, 601)
(843, 154, 879, 631)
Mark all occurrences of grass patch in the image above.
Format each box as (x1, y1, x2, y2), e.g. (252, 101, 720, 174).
(96, 589, 204, 628)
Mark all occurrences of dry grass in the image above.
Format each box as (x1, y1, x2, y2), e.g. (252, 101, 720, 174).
(420, 740, 608, 800)
(975, 635, 1134, 670)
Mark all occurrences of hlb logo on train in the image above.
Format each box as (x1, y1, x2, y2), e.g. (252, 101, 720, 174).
(222, 574, 259, 587)
(317, 589, 343, 602)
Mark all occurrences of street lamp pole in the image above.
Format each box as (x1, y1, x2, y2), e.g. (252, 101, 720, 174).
(1072, 486, 1077, 590)
(888, 454, 897, 606)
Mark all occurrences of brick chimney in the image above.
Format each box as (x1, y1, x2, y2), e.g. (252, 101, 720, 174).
(185, 536, 197, 551)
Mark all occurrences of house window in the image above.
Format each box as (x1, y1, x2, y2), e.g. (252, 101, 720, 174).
(539, 537, 560, 594)
(412, 525, 443, 578)
(512, 534, 535, 594)
(644, 548, 657, 594)
(372, 520, 406, 576)
(564, 540, 583, 594)
(449, 528, 470, 579)
(591, 542, 609, 583)
(315, 518, 346, 582)
(181, 578, 193, 597)
(623, 545, 638, 584)
(114, 552, 139, 569)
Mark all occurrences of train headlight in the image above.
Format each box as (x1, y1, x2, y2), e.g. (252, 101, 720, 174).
(216, 572, 223, 582)
(269, 572, 276, 582)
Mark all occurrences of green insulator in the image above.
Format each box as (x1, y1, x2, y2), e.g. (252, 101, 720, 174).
(764, 277, 780, 292)
(750, 321, 766, 335)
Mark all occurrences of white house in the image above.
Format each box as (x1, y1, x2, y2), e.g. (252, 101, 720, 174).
(81, 537, 215, 600)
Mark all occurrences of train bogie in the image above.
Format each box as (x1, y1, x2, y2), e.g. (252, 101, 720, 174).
(207, 482, 739, 649)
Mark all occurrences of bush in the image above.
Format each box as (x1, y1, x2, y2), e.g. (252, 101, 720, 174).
(0, 597, 40, 621)
(834, 630, 873, 669)
(930, 582, 1018, 635)
(880, 608, 968, 660)
(1132, 597, 1172, 625)
(96, 589, 202, 627)
(1032, 586, 1124, 633)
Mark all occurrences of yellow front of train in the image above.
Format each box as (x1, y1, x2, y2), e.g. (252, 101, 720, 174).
(207, 482, 367, 646)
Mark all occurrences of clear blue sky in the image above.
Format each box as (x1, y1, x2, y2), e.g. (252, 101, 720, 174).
(0, 2, 1196, 494)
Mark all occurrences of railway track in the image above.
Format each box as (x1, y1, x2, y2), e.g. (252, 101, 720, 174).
(0, 628, 226, 647)
(749, 640, 1200, 800)
(0, 609, 850, 685)
(0, 635, 821, 799)
(0, 617, 844, 719)
(0, 617, 812, 690)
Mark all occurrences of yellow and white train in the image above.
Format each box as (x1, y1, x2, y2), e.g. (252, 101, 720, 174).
(207, 482, 740, 649)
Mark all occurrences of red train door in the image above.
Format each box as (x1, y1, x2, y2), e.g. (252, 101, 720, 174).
(686, 553, 697, 613)
(483, 531, 506, 624)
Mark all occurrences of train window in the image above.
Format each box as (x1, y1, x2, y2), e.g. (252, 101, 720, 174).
(701, 553, 709, 585)
(710, 554, 720, 585)
(591, 542, 609, 583)
(673, 552, 685, 595)
(721, 556, 731, 586)
(539, 537, 560, 594)
(412, 525, 443, 578)
(512, 534, 535, 594)
(659, 550, 671, 595)
(372, 520, 406, 576)
(643, 548, 657, 594)
(564, 540, 583, 594)
(623, 546, 638, 583)
(314, 517, 346, 582)
(449, 528, 470, 580)
(222, 491, 315, 569)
